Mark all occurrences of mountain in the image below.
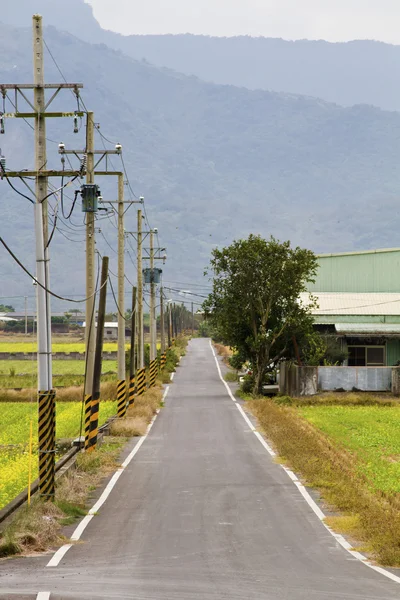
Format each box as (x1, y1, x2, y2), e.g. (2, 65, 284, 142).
(4, 0, 400, 112)
(1, 18, 400, 312)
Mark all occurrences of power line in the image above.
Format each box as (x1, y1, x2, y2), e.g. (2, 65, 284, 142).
(0, 236, 105, 303)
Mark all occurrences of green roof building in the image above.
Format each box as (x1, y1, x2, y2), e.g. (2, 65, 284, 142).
(305, 248, 400, 367)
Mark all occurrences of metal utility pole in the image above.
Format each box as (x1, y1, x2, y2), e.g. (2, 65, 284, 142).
(84, 111, 96, 406)
(137, 208, 144, 369)
(149, 230, 156, 362)
(160, 287, 165, 353)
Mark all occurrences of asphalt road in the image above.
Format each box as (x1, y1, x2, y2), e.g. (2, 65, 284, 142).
(1, 338, 400, 599)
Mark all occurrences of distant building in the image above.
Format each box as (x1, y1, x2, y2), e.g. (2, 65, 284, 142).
(82, 322, 131, 340)
(305, 248, 400, 366)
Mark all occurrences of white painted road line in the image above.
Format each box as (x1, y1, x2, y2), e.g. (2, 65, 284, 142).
(46, 412, 160, 568)
(162, 385, 170, 402)
(36, 592, 51, 600)
(209, 339, 400, 587)
(209, 341, 237, 402)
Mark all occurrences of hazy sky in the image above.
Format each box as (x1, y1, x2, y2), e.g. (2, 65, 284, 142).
(86, 0, 400, 43)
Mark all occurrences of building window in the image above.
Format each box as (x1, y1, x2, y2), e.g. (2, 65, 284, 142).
(348, 346, 385, 367)
(107, 330, 112, 335)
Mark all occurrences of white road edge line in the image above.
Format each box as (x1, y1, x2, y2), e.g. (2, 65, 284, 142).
(209, 341, 237, 403)
(209, 339, 400, 586)
(46, 409, 161, 568)
(36, 593, 51, 600)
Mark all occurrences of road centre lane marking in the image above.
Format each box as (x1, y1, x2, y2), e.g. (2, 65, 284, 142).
(209, 339, 400, 587)
(36, 593, 51, 600)
(46, 395, 167, 568)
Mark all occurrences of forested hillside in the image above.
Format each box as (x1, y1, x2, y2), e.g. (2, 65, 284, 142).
(1, 18, 400, 308)
(4, 0, 400, 111)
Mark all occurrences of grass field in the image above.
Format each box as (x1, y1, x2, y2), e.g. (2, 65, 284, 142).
(0, 342, 122, 353)
(247, 395, 400, 566)
(0, 360, 117, 376)
(0, 401, 117, 510)
(299, 405, 400, 496)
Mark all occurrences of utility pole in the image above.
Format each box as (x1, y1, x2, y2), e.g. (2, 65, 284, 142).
(128, 286, 137, 406)
(192, 301, 194, 336)
(160, 287, 165, 353)
(149, 230, 156, 362)
(24, 296, 28, 336)
(137, 208, 144, 369)
(1, 15, 84, 498)
(117, 173, 126, 409)
(167, 301, 172, 348)
(86, 256, 108, 452)
(84, 111, 96, 414)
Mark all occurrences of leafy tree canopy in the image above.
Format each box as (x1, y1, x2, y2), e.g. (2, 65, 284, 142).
(0, 304, 15, 313)
(204, 235, 320, 394)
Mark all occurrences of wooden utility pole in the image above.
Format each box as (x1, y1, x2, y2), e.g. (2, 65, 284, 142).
(191, 301, 194, 336)
(87, 256, 109, 452)
(128, 287, 137, 405)
(167, 301, 172, 347)
(149, 230, 156, 362)
(137, 208, 144, 369)
(160, 287, 165, 353)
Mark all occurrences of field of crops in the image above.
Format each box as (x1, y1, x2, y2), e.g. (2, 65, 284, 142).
(299, 405, 400, 495)
(0, 401, 117, 509)
(0, 342, 123, 353)
(0, 360, 118, 376)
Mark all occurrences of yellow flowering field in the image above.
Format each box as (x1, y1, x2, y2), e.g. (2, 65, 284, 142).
(0, 401, 117, 509)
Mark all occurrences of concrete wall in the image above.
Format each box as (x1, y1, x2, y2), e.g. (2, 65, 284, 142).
(318, 366, 392, 392)
(279, 362, 400, 395)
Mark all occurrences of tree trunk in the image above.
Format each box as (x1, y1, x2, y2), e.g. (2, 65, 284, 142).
(252, 369, 264, 396)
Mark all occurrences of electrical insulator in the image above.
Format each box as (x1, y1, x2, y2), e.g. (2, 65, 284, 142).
(73, 113, 79, 134)
(0, 155, 5, 175)
(0, 115, 4, 135)
(80, 154, 87, 174)
(81, 184, 101, 213)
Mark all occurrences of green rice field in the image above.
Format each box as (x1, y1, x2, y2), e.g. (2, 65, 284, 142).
(0, 401, 117, 509)
(299, 405, 400, 496)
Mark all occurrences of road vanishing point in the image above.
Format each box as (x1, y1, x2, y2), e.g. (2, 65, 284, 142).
(1, 338, 400, 599)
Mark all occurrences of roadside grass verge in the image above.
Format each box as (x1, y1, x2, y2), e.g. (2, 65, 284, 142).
(247, 397, 400, 566)
(0, 437, 125, 557)
(224, 371, 238, 383)
(213, 343, 232, 363)
(0, 379, 117, 402)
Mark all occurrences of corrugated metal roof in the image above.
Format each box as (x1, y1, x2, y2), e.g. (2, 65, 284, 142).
(335, 323, 400, 334)
(317, 247, 400, 258)
(300, 292, 400, 315)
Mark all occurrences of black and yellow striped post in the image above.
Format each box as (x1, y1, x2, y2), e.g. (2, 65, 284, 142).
(87, 394, 100, 452)
(149, 359, 157, 388)
(160, 352, 167, 370)
(84, 394, 92, 450)
(136, 368, 146, 396)
(117, 380, 127, 418)
(128, 375, 135, 405)
(49, 390, 56, 498)
(38, 390, 55, 499)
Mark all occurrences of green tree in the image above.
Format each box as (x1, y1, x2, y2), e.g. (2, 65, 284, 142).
(0, 304, 15, 313)
(203, 235, 319, 395)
